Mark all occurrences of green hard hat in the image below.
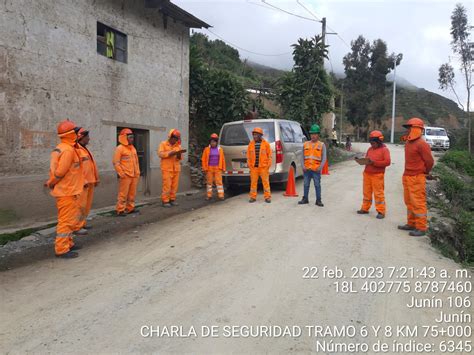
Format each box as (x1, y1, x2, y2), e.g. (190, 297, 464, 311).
(309, 124, 321, 134)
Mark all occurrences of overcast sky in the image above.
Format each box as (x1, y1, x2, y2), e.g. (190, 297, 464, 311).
(175, 0, 473, 110)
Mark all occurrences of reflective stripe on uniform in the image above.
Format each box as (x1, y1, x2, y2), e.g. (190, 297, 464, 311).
(56, 232, 72, 237)
(304, 156, 322, 161)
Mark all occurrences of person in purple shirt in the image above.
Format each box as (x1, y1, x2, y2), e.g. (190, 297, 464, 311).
(201, 133, 226, 200)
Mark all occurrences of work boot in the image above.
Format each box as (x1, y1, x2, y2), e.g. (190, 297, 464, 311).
(298, 198, 309, 205)
(162, 202, 172, 208)
(409, 229, 426, 237)
(249, 198, 256, 203)
(116, 211, 127, 217)
(357, 210, 369, 214)
(75, 228, 88, 236)
(70, 245, 82, 251)
(205, 196, 212, 201)
(316, 200, 324, 207)
(265, 199, 271, 204)
(376, 213, 385, 219)
(56, 251, 79, 259)
(83, 225, 92, 230)
(170, 200, 179, 206)
(398, 224, 415, 231)
(218, 197, 225, 201)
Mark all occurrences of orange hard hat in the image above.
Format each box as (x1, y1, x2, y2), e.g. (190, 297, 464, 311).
(171, 129, 181, 138)
(252, 127, 264, 135)
(168, 129, 181, 139)
(120, 128, 133, 135)
(57, 120, 77, 134)
(403, 117, 424, 129)
(210, 133, 219, 140)
(369, 130, 384, 141)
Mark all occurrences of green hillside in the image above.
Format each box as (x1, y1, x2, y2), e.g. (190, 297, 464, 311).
(190, 33, 284, 88)
(191, 32, 466, 127)
(385, 86, 466, 125)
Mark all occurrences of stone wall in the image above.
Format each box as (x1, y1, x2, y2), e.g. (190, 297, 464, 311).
(0, 0, 192, 225)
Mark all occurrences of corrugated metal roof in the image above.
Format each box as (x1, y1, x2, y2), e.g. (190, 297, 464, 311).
(144, 0, 211, 29)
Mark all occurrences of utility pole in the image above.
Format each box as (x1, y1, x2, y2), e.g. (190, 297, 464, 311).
(340, 83, 344, 144)
(321, 17, 326, 46)
(390, 57, 397, 144)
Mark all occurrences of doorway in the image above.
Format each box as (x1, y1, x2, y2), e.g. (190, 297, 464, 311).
(117, 127, 151, 195)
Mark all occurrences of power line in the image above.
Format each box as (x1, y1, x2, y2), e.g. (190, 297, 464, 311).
(296, 0, 351, 49)
(245, 0, 275, 11)
(328, 24, 351, 49)
(260, 0, 320, 22)
(326, 37, 335, 73)
(296, 0, 321, 22)
(205, 28, 292, 57)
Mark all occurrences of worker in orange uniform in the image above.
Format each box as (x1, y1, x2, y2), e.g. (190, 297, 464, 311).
(357, 130, 391, 219)
(201, 133, 226, 201)
(158, 129, 186, 207)
(45, 120, 84, 259)
(113, 128, 140, 216)
(247, 127, 272, 203)
(398, 118, 434, 237)
(76, 128, 99, 229)
(298, 124, 326, 206)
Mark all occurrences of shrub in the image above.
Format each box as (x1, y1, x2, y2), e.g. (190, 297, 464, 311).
(440, 150, 474, 177)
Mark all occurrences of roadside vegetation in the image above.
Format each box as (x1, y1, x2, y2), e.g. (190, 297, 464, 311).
(429, 149, 473, 265)
(0, 224, 55, 246)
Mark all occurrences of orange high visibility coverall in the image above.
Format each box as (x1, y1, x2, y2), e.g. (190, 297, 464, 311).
(201, 146, 226, 198)
(46, 131, 84, 255)
(303, 140, 325, 171)
(403, 128, 434, 231)
(113, 134, 140, 213)
(158, 133, 183, 203)
(76, 144, 99, 228)
(247, 139, 272, 200)
(360, 144, 391, 215)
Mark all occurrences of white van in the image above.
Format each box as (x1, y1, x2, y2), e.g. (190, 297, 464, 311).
(218, 119, 309, 188)
(422, 126, 450, 150)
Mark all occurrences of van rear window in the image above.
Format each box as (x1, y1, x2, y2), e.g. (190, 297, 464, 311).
(426, 129, 447, 136)
(220, 122, 275, 146)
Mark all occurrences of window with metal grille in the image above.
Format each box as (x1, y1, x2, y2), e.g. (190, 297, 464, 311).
(97, 22, 127, 63)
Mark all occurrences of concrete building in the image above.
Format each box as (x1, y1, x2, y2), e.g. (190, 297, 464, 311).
(0, 0, 209, 226)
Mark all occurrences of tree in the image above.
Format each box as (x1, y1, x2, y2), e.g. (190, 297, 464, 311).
(276, 36, 333, 126)
(343, 36, 402, 139)
(343, 35, 372, 139)
(438, 3, 472, 153)
(189, 40, 249, 144)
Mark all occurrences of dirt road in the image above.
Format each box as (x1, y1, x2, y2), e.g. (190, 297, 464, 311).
(1, 143, 471, 354)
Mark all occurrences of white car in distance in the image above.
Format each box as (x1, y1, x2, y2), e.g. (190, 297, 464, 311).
(422, 126, 450, 150)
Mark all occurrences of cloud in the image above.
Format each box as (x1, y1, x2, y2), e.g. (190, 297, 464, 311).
(176, 0, 473, 109)
(422, 25, 452, 42)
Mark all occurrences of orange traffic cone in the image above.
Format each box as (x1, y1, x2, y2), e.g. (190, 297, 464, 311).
(322, 160, 330, 175)
(283, 167, 298, 197)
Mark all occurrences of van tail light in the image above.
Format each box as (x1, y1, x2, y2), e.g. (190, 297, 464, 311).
(275, 140, 283, 164)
